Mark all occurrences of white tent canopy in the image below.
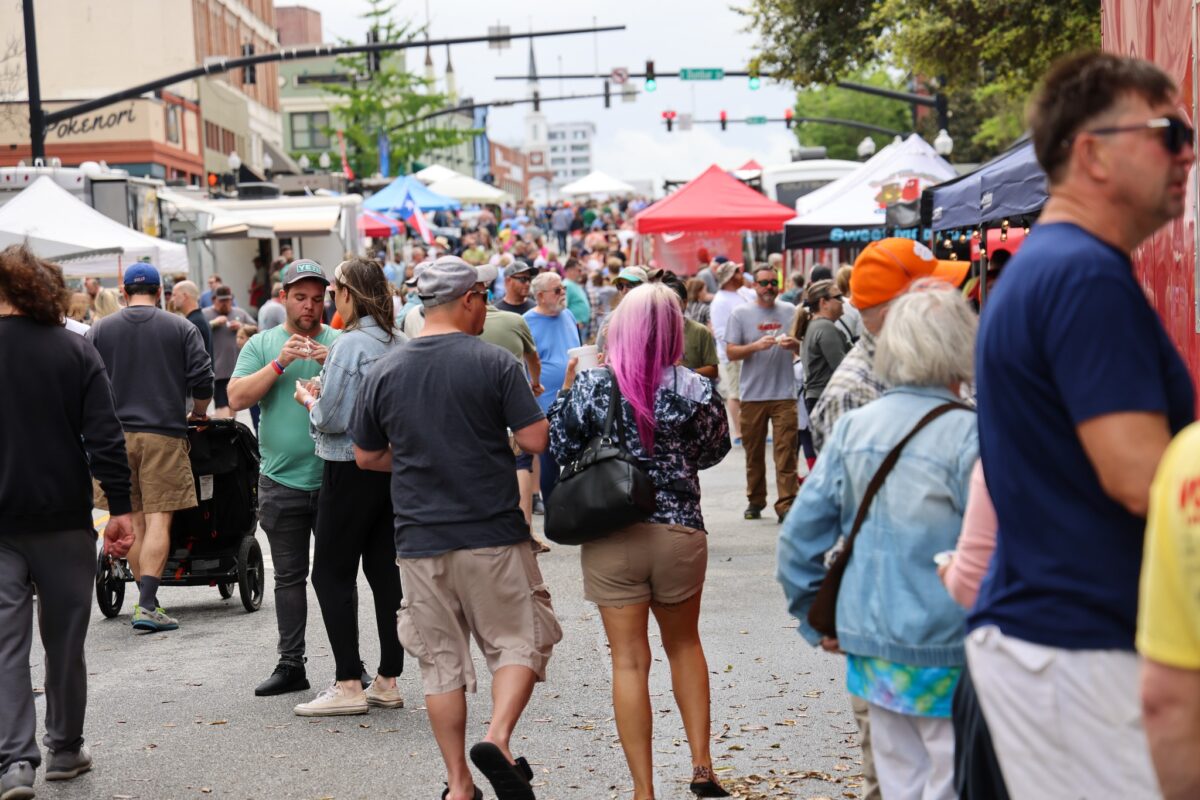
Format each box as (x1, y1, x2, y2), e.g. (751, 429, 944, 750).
(414, 164, 461, 184)
(558, 170, 636, 197)
(0, 176, 188, 277)
(425, 173, 513, 204)
(158, 189, 359, 241)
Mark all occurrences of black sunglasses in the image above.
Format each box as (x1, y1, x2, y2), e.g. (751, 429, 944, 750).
(1085, 116, 1195, 155)
(756, 279, 779, 287)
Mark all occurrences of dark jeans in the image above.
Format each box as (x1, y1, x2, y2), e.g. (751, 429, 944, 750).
(953, 663, 1010, 800)
(0, 528, 94, 771)
(258, 475, 320, 668)
(555, 230, 568, 252)
(538, 451, 560, 502)
(312, 460, 404, 681)
(798, 427, 816, 461)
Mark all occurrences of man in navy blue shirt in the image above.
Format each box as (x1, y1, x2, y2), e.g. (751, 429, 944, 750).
(968, 52, 1195, 799)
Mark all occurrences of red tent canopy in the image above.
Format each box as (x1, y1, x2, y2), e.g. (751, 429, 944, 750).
(738, 159, 763, 170)
(635, 164, 795, 234)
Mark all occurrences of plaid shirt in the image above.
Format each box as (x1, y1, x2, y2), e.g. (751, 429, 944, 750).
(810, 332, 886, 452)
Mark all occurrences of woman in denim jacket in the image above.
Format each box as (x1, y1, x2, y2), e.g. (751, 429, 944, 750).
(292, 258, 407, 717)
(778, 284, 978, 800)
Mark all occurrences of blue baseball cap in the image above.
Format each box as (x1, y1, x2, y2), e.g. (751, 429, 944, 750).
(123, 262, 160, 286)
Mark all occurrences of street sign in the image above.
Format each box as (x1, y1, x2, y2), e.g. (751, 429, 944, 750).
(746, 115, 768, 125)
(610, 67, 629, 85)
(621, 83, 637, 103)
(678, 113, 693, 132)
(680, 68, 725, 81)
(487, 24, 511, 50)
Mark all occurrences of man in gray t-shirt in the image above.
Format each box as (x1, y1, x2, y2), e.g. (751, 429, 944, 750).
(725, 266, 801, 521)
(202, 286, 254, 417)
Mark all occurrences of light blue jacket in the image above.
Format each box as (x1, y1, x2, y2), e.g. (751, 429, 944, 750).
(309, 316, 406, 461)
(777, 386, 977, 667)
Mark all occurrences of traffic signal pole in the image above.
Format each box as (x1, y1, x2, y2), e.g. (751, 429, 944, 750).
(20, 0, 623, 162)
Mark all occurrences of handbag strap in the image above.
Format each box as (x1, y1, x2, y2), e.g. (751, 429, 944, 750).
(844, 401, 973, 549)
(601, 367, 626, 446)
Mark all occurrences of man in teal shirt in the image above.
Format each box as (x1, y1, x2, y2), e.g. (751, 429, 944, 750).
(229, 260, 340, 697)
(562, 257, 591, 340)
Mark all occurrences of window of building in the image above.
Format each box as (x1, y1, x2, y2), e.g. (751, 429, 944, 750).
(165, 105, 180, 145)
(551, 158, 565, 166)
(573, 130, 587, 140)
(571, 156, 589, 164)
(570, 144, 588, 152)
(571, 169, 587, 176)
(548, 131, 563, 140)
(291, 111, 331, 149)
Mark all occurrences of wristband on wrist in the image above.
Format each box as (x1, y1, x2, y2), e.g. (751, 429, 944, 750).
(304, 398, 315, 411)
(271, 359, 285, 375)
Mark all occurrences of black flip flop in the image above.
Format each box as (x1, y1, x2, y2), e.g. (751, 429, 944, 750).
(440, 785, 483, 800)
(469, 741, 535, 800)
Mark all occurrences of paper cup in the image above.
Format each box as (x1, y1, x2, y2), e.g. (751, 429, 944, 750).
(569, 344, 600, 371)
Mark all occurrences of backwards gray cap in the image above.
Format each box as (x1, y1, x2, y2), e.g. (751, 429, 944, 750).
(417, 255, 487, 307)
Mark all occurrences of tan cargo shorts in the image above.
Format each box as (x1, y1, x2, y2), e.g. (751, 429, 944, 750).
(94, 431, 196, 514)
(717, 360, 741, 400)
(396, 541, 563, 696)
(580, 522, 708, 607)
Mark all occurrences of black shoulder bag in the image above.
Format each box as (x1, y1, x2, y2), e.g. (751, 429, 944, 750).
(807, 401, 973, 639)
(544, 370, 658, 546)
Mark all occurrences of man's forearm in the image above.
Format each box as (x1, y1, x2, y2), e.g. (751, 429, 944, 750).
(354, 445, 393, 472)
(725, 342, 754, 362)
(1143, 659, 1200, 799)
(227, 366, 279, 411)
(525, 352, 542, 385)
(191, 397, 211, 417)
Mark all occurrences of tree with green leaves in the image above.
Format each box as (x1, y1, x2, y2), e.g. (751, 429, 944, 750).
(741, 0, 1100, 159)
(792, 69, 914, 160)
(319, 0, 477, 178)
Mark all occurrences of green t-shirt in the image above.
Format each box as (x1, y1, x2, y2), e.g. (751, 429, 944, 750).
(232, 324, 340, 491)
(480, 306, 536, 363)
(564, 278, 591, 326)
(683, 318, 718, 372)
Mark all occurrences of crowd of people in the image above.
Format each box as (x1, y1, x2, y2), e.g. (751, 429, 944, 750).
(3, 49, 1200, 800)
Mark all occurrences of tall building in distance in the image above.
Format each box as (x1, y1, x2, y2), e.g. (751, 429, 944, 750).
(521, 41, 552, 201)
(548, 121, 596, 188)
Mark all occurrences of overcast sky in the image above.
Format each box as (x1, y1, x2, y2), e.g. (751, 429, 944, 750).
(291, 0, 799, 188)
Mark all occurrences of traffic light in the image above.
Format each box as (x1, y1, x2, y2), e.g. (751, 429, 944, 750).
(533, 91, 540, 112)
(719, 110, 727, 131)
(604, 80, 611, 109)
(748, 63, 760, 91)
(366, 28, 381, 73)
(645, 60, 657, 92)
(784, 108, 794, 128)
(241, 43, 256, 85)
(662, 110, 676, 132)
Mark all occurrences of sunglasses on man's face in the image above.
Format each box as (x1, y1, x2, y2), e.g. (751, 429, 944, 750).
(756, 279, 779, 287)
(1084, 116, 1196, 156)
(511, 275, 532, 284)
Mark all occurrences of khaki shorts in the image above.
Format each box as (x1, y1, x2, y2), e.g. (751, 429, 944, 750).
(717, 360, 741, 400)
(581, 522, 708, 607)
(397, 542, 563, 696)
(94, 431, 196, 514)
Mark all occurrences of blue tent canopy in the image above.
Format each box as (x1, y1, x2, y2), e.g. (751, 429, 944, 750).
(364, 175, 460, 213)
(923, 139, 1046, 230)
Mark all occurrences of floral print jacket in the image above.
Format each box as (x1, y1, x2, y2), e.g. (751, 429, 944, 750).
(548, 366, 731, 531)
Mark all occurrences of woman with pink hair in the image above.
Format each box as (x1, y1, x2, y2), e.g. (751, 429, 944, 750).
(549, 282, 732, 799)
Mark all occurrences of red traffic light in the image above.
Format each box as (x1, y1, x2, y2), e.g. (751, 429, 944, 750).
(661, 110, 677, 119)
(784, 108, 794, 128)
(719, 110, 727, 131)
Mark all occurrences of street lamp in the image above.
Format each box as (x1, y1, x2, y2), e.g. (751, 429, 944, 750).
(298, 153, 311, 171)
(856, 136, 876, 159)
(318, 151, 331, 170)
(263, 151, 274, 176)
(933, 128, 954, 157)
(227, 150, 241, 192)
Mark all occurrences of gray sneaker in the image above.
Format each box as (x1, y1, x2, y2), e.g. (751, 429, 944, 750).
(131, 605, 178, 632)
(45, 745, 91, 781)
(0, 760, 35, 800)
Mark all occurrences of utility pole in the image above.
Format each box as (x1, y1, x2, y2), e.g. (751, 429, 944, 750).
(23, 0, 45, 161)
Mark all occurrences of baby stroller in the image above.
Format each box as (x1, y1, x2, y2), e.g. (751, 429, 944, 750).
(95, 419, 264, 616)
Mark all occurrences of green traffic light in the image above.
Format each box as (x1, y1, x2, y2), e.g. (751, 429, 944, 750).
(645, 78, 657, 92)
(748, 76, 761, 90)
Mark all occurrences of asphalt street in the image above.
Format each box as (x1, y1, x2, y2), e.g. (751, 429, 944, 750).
(26, 442, 864, 800)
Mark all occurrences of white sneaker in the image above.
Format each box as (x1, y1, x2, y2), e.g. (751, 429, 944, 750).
(293, 683, 368, 717)
(365, 679, 405, 709)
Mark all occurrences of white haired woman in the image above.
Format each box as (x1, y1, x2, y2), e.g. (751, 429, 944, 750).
(777, 283, 979, 800)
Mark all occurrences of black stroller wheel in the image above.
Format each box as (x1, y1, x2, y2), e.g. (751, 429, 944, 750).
(95, 550, 125, 619)
(237, 536, 264, 613)
(217, 582, 235, 599)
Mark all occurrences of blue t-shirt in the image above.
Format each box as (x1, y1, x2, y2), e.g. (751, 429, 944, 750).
(523, 308, 580, 412)
(970, 223, 1195, 650)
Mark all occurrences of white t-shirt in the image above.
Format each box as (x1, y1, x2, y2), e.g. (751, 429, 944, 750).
(710, 289, 748, 363)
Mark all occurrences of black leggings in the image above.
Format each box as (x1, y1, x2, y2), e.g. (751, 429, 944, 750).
(312, 459, 404, 681)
